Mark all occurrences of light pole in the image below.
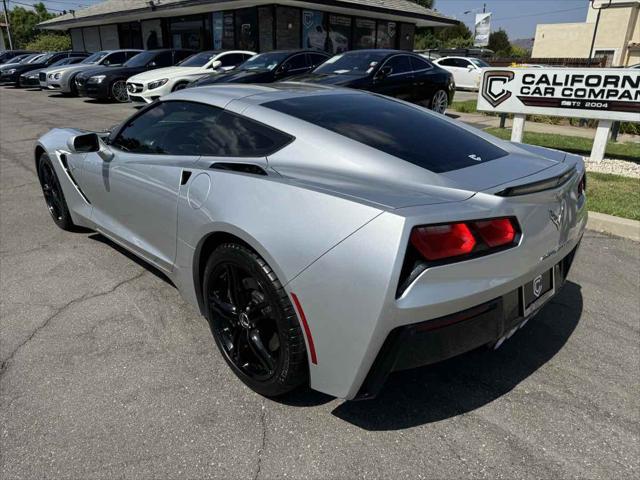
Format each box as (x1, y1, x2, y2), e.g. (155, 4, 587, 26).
(2, 0, 13, 50)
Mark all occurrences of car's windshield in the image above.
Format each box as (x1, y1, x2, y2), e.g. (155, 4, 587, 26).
(37, 52, 57, 63)
(83, 51, 108, 64)
(469, 58, 490, 68)
(50, 58, 74, 67)
(124, 51, 158, 68)
(20, 54, 42, 63)
(179, 51, 219, 67)
(239, 52, 289, 71)
(314, 51, 388, 75)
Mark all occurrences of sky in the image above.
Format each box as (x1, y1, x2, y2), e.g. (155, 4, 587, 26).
(33, 0, 592, 40)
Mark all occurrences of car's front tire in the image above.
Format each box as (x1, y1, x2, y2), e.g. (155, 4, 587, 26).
(37, 153, 74, 231)
(110, 80, 129, 103)
(429, 89, 449, 114)
(203, 243, 309, 397)
(172, 81, 188, 92)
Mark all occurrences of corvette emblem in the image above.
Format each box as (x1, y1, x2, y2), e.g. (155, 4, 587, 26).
(533, 275, 543, 297)
(549, 198, 565, 231)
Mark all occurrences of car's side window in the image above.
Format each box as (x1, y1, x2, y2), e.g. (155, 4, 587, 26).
(410, 56, 432, 72)
(153, 51, 173, 67)
(438, 58, 456, 67)
(104, 52, 127, 66)
(174, 50, 193, 63)
(112, 101, 292, 157)
(309, 53, 328, 68)
(385, 55, 412, 75)
(284, 54, 308, 72)
(219, 53, 244, 67)
(457, 59, 472, 68)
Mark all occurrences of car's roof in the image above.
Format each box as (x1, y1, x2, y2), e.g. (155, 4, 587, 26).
(167, 82, 363, 109)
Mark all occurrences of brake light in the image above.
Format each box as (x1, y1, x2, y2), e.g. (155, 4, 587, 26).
(410, 217, 518, 263)
(410, 223, 476, 261)
(578, 173, 586, 195)
(472, 218, 516, 247)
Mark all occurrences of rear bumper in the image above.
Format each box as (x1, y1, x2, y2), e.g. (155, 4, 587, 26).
(356, 243, 580, 400)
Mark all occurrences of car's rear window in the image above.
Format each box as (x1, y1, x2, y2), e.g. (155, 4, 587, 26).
(263, 94, 507, 173)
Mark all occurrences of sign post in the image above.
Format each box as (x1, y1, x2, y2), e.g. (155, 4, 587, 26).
(477, 68, 639, 162)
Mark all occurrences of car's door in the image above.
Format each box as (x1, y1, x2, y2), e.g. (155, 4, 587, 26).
(409, 55, 436, 103)
(370, 55, 414, 101)
(147, 50, 173, 71)
(101, 51, 128, 67)
(308, 52, 329, 69)
(437, 57, 463, 86)
(455, 58, 476, 88)
(80, 101, 200, 271)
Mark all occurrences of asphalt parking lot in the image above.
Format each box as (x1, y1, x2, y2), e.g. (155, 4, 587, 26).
(1, 86, 638, 479)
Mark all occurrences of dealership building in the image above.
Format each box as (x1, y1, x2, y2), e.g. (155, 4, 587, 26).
(38, 0, 457, 55)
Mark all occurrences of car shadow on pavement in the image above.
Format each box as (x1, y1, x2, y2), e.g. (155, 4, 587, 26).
(331, 281, 583, 430)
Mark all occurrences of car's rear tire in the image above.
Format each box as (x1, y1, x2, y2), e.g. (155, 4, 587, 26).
(429, 89, 449, 114)
(69, 75, 79, 96)
(110, 80, 129, 103)
(203, 243, 309, 397)
(37, 153, 74, 231)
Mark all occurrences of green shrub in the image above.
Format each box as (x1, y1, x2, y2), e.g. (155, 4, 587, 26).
(24, 32, 71, 51)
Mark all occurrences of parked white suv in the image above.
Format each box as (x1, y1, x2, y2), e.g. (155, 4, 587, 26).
(126, 50, 255, 103)
(433, 56, 490, 90)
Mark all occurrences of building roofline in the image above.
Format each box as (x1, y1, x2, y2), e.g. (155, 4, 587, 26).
(38, 0, 459, 29)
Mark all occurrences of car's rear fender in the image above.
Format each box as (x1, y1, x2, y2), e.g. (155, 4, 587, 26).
(287, 171, 587, 399)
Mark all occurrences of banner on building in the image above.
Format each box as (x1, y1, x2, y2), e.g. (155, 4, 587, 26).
(477, 68, 640, 122)
(474, 13, 491, 47)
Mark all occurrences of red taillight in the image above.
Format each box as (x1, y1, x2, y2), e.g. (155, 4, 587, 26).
(410, 223, 476, 261)
(472, 218, 516, 247)
(410, 217, 518, 262)
(578, 173, 586, 195)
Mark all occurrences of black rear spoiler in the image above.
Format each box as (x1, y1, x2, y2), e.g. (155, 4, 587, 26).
(496, 167, 576, 197)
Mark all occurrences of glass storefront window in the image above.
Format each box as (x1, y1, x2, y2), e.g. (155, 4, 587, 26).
(276, 6, 300, 50)
(399, 23, 415, 51)
(222, 12, 235, 49)
(170, 15, 209, 50)
(235, 8, 258, 51)
(258, 7, 274, 52)
(327, 14, 351, 54)
(302, 10, 325, 51)
(354, 18, 376, 49)
(376, 21, 397, 49)
(141, 19, 163, 49)
(213, 12, 223, 50)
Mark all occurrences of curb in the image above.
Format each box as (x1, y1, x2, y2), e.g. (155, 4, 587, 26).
(587, 211, 640, 242)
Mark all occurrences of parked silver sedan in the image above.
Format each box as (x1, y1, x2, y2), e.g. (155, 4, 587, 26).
(41, 49, 141, 94)
(34, 84, 586, 400)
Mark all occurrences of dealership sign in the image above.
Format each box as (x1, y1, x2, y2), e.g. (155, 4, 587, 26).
(478, 68, 640, 122)
(474, 13, 491, 47)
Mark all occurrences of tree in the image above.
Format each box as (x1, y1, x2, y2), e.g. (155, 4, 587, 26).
(488, 29, 511, 56)
(414, 20, 472, 51)
(25, 32, 71, 51)
(5, 3, 60, 48)
(414, 0, 435, 9)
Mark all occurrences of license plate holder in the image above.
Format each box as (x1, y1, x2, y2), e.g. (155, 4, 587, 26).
(521, 268, 555, 317)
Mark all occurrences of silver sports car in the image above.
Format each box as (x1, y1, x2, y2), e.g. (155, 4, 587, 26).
(34, 83, 586, 400)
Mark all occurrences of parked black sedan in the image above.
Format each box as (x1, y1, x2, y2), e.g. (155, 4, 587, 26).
(0, 50, 34, 65)
(288, 49, 455, 113)
(75, 49, 194, 102)
(0, 51, 88, 86)
(189, 50, 329, 87)
(18, 55, 89, 88)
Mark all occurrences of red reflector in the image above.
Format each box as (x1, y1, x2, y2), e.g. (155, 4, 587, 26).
(472, 218, 516, 247)
(410, 223, 476, 261)
(290, 293, 317, 365)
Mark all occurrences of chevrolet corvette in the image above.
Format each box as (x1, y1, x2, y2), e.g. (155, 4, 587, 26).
(34, 84, 586, 400)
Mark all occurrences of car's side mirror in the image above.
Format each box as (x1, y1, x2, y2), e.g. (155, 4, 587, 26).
(467, 65, 475, 71)
(210, 60, 222, 69)
(376, 66, 392, 79)
(278, 63, 290, 74)
(67, 132, 114, 161)
(148, 61, 157, 67)
(68, 132, 100, 153)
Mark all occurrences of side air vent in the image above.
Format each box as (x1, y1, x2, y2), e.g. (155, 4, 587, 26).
(496, 167, 576, 197)
(59, 153, 91, 204)
(209, 163, 267, 176)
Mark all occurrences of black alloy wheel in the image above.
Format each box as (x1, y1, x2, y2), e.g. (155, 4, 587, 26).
(111, 80, 129, 103)
(38, 153, 74, 231)
(203, 243, 308, 397)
